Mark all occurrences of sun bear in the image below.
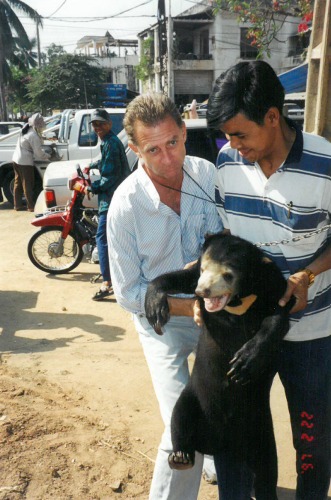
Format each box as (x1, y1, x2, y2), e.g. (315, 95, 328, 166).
(145, 232, 294, 499)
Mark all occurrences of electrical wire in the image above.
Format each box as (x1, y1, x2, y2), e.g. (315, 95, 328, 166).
(48, 0, 68, 18)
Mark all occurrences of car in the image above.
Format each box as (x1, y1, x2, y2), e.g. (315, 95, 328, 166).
(283, 102, 305, 128)
(0, 121, 24, 136)
(35, 118, 226, 213)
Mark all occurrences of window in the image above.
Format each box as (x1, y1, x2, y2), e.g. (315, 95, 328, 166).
(78, 114, 98, 147)
(185, 127, 226, 165)
(240, 28, 258, 59)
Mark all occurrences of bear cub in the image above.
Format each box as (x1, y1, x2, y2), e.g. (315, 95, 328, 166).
(145, 233, 294, 500)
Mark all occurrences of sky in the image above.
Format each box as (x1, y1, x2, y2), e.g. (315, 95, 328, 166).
(20, 0, 198, 53)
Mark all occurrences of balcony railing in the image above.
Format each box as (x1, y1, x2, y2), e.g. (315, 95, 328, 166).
(174, 53, 213, 61)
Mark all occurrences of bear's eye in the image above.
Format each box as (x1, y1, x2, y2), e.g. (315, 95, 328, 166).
(223, 272, 233, 283)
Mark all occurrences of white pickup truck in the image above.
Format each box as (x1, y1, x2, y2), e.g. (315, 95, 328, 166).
(35, 119, 227, 213)
(0, 108, 125, 205)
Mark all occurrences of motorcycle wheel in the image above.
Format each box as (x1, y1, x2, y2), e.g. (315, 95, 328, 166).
(28, 226, 84, 274)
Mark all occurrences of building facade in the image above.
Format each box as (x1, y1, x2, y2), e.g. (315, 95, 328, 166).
(137, 1, 309, 106)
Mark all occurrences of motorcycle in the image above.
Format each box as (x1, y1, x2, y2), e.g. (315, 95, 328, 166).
(28, 165, 99, 274)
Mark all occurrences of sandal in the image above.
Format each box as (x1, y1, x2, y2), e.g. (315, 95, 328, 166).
(92, 285, 113, 301)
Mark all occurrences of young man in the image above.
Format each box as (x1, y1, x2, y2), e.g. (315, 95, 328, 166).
(107, 93, 222, 499)
(76, 108, 130, 301)
(207, 60, 331, 500)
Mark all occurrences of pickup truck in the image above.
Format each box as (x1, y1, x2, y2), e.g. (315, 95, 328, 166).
(0, 108, 125, 205)
(35, 119, 227, 212)
(0, 122, 24, 135)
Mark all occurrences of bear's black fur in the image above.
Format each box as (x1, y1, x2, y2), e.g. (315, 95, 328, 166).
(145, 233, 294, 500)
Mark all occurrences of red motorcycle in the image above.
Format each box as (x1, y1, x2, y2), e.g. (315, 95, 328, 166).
(28, 165, 98, 274)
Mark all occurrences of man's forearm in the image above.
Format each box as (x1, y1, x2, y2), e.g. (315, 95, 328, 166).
(307, 244, 331, 276)
(168, 297, 195, 317)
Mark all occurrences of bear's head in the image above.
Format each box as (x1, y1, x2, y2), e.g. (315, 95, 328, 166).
(195, 233, 265, 313)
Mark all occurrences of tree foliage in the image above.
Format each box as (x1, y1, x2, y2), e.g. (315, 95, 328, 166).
(135, 37, 154, 82)
(0, 0, 42, 119)
(6, 66, 32, 114)
(214, 0, 314, 58)
(26, 48, 107, 113)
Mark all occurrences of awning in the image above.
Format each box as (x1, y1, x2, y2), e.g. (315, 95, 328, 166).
(278, 62, 308, 94)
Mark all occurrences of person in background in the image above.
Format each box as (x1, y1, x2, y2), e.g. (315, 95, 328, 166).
(107, 93, 222, 499)
(74, 108, 131, 301)
(12, 113, 51, 212)
(207, 60, 331, 500)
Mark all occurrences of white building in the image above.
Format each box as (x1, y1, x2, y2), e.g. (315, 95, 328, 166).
(76, 31, 139, 95)
(137, 1, 309, 106)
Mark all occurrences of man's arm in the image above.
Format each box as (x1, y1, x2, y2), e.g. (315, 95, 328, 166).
(279, 243, 331, 313)
(168, 297, 195, 316)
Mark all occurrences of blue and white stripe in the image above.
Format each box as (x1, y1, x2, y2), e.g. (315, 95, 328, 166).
(216, 130, 331, 341)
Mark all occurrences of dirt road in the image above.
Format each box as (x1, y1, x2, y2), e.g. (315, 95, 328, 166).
(0, 201, 330, 499)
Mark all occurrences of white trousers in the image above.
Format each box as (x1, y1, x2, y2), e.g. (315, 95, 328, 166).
(134, 314, 215, 500)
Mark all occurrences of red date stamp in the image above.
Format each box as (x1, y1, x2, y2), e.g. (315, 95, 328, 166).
(300, 411, 314, 474)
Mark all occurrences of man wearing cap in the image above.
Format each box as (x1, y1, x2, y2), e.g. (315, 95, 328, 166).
(76, 108, 130, 300)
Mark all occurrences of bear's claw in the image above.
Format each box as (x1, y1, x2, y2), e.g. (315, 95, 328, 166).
(168, 451, 195, 470)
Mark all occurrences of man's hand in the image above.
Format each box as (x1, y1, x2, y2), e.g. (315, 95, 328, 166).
(278, 271, 310, 313)
(184, 260, 197, 270)
(72, 182, 89, 196)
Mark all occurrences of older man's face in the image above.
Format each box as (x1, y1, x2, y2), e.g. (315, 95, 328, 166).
(129, 115, 187, 184)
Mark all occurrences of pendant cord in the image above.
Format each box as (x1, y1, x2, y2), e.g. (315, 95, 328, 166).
(152, 167, 216, 204)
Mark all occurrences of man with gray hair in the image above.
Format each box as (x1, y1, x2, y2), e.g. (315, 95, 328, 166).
(107, 93, 222, 499)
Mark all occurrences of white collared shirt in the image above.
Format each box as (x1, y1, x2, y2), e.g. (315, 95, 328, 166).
(107, 156, 223, 315)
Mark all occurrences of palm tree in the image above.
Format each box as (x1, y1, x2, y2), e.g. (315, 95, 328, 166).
(0, 0, 42, 120)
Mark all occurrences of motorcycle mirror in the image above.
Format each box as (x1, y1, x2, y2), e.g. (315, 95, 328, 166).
(76, 164, 84, 178)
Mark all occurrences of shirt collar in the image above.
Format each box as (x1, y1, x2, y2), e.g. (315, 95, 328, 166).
(101, 130, 115, 143)
(283, 118, 303, 165)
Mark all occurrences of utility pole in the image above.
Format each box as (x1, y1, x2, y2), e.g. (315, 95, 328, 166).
(157, 0, 166, 92)
(304, 0, 331, 140)
(36, 19, 41, 67)
(167, 0, 174, 100)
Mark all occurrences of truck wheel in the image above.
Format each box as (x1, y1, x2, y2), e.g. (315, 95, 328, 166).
(3, 170, 15, 205)
(3, 169, 42, 206)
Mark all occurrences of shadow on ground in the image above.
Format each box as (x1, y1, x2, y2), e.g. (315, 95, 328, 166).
(0, 290, 125, 355)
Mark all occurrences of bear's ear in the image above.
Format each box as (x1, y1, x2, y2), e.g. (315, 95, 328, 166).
(203, 231, 225, 246)
(204, 232, 214, 241)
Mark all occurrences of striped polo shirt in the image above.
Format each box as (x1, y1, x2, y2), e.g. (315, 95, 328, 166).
(215, 125, 331, 341)
(108, 156, 223, 315)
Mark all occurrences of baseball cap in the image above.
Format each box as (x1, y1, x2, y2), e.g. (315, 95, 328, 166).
(89, 108, 110, 123)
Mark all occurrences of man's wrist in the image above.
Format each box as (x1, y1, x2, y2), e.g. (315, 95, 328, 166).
(297, 268, 315, 288)
(168, 297, 195, 317)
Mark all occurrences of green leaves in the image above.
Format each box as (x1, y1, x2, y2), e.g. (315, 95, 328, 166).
(26, 50, 106, 112)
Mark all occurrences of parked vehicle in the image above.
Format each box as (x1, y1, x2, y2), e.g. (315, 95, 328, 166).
(35, 119, 226, 211)
(283, 102, 305, 128)
(0, 122, 24, 136)
(28, 165, 98, 274)
(0, 108, 126, 205)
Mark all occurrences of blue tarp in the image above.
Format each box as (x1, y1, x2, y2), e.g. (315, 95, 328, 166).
(278, 62, 308, 94)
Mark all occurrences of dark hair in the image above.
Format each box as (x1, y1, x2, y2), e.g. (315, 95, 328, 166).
(124, 92, 183, 144)
(207, 61, 285, 129)
(21, 123, 30, 135)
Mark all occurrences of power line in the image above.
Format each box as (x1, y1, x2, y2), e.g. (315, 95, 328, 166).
(45, 0, 154, 21)
(48, 0, 68, 18)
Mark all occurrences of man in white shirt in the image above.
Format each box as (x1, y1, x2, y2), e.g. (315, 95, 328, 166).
(107, 93, 222, 499)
